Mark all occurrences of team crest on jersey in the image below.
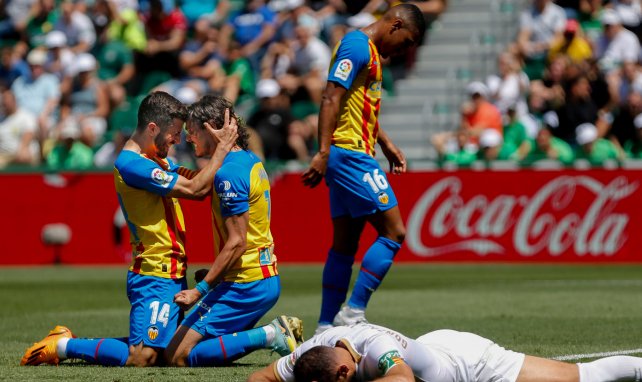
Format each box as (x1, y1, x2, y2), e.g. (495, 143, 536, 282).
(377, 350, 403, 375)
(378, 192, 389, 204)
(334, 59, 353, 81)
(147, 326, 159, 341)
(151, 168, 173, 188)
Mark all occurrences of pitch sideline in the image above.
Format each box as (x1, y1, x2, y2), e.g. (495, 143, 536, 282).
(553, 348, 642, 361)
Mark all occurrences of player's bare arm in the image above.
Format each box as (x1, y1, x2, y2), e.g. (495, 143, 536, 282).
(246, 361, 280, 382)
(174, 211, 249, 310)
(377, 129, 407, 174)
(302, 82, 347, 188)
(168, 109, 238, 200)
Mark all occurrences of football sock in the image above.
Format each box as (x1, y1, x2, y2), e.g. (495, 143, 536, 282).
(64, 337, 129, 366)
(348, 236, 401, 310)
(578, 356, 642, 381)
(319, 249, 354, 324)
(187, 328, 267, 367)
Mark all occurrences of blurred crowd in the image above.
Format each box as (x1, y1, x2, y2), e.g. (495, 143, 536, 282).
(0, 0, 443, 171)
(433, 0, 642, 167)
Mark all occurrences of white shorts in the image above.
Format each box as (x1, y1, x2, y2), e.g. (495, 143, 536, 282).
(416, 330, 525, 382)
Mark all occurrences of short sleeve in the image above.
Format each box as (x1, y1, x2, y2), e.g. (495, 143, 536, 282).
(116, 156, 178, 196)
(327, 33, 371, 90)
(364, 336, 406, 378)
(214, 166, 249, 217)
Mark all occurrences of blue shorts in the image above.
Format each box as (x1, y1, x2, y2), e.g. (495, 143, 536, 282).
(126, 271, 187, 349)
(182, 275, 280, 338)
(326, 145, 398, 219)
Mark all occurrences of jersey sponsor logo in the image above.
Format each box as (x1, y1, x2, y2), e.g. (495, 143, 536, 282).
(147, 325, 159, 341)
(377, 350, 404, 375)
(218, 192, 239, 199)
(219, 180, 232, 191)
(378, 192, 389, 205)
(369, 81, 382, 92)
(334, 59, 353, 81)
(151, 168, 174, 188)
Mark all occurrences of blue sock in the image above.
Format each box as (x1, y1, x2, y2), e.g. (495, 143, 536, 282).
(348, 237, 401, 309)
(66, 337, 129, 366)
(187, 328, 266, 366)
(319, 249, 354, 324)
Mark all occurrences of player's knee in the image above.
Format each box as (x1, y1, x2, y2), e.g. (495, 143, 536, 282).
(394, 228, 406, 244)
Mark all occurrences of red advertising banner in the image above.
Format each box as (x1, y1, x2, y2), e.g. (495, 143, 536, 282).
(2, 169, 642, 265)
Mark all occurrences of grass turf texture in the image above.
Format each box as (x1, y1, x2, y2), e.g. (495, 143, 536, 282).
(2, 263, 642, 381)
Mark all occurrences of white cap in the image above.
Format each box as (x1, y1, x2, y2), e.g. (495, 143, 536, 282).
(72, 53, 96, 73)
(466, 81, 489, 98)
(576, 123, 598, 145)
(176, 86, 198, 105)
(542, 111, 559, 129)
(27, 49, 47, 66)
(601, 9, 621, 25)
(45, 31, 67, 48)
(479, 129, 503, 148)
(634, 113, 642, 129)
(256, 78, 280, 99)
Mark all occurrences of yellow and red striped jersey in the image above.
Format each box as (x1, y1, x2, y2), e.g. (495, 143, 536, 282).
(114, 150, 187, 279)
(328, 30, 383, 157)
(210, 150, 278, 283)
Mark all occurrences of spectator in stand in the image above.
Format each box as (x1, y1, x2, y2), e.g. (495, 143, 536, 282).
(93, 0, 146, 52)
(92, 15, 135, 109)
(574, 122, 622, 163)
(43, 31, 75, 81)
(624, 113, 642, 157)
(46, 118, 94, 170)
(609, 88, 642, 147)
(606, 61, 642, 106)
(521, 111, 575, 165)
(93, 127, 131, 167)
(548, 19, 593, 64)
(517, 0, 566, 80)
(219, 0, 277, 74)
(0, 46, 30, 88)
(530, 55, 568, 112)
(180, 0, 230, 28)
(1, 0, 34, 39)
(555, 74, 610, 144)
(502, 105, 530, 160)
(608, 0, 642, 37)
(460, 81, 503, 142)
(223, 40, 255, 108)
(486, 51, 530, 120)
(53, 0, 96, 54)
(138, 0, 188, 78)
(56, 53, 109, 147)
(433, 129, 478, 166)
(596, 9, 640, 73)
(24, 0, 60, 48)
(247, 78, 296, 160)
(0, 87, 39, 167)
(477, 128, 510, 161)
(11, 49, 60, 152)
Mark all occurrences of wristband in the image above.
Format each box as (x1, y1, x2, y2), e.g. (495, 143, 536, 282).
(195, 280, 210, 296)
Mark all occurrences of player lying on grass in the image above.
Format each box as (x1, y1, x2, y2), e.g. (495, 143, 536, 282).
(248, 322, 642, 382)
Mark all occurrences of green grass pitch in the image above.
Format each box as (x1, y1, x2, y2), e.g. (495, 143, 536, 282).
(2, 263, 642, 381)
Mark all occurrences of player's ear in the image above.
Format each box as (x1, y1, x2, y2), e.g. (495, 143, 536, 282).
(147, 122, 160, 137)
(336, 364, 350, 381)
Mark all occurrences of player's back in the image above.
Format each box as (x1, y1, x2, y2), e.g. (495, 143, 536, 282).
(210, 149, 277, 283)
(328, 30, 383, 157)
(113, 150, 187, 279)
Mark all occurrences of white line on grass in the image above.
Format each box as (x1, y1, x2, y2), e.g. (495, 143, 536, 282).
(554, 348, 642, 361)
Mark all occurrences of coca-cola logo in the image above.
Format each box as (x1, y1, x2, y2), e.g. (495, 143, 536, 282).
(406, 176, 638, 258)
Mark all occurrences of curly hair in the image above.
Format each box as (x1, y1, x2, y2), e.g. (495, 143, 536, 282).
(186, 95, 249, 150)
(137, 91, 187, 133)
(293, 346, 339, 382)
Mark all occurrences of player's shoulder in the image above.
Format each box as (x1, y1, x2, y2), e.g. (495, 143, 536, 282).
(216, 150, 257, 183)
(342, 30, 369, 44)
(115, 150, 145, 172)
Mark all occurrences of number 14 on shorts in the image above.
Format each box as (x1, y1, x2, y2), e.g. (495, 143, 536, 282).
(149, 301, 170, 328)
(363, 169, 389, 193)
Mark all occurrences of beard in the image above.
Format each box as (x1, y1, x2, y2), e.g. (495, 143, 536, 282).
(154, 134, 170, 159)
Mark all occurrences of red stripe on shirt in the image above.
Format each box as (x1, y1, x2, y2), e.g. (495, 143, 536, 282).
(260, 264, 271, 279)
(360, 43, 379, 156)
(162, 197, 181, 279)
(132, 254, 143, 274)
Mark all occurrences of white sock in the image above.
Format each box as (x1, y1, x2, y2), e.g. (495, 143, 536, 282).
(264, 325, 276, 345)
(578, 356, 642, 382)
(56, 337, 70, 360)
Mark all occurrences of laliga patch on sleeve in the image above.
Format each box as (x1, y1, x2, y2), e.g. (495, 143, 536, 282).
(377, 350, 404, 375)
(151, 168, 174, 188)
(334, 59, 353, 81)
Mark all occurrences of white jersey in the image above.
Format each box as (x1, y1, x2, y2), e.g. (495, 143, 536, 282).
(273, 324, 525, 382)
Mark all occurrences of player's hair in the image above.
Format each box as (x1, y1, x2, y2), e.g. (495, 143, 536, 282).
(187, 94, 250, 150)
(293, 346, 339, 382)
(137, 91, 187, 133)
(387, 4, 426, 37)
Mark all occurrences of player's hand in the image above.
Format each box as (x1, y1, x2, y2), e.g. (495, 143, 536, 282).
(381, 143, 407, 174)
(206, 108, 239, 151)
(302, 151, 328, 188)
(174, 288, 202, 310)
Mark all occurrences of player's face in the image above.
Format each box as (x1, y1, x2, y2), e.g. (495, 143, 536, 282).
(154, 118, 183, 158)
(380, 27, 417, 58)
(185, 120, 214, 158)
